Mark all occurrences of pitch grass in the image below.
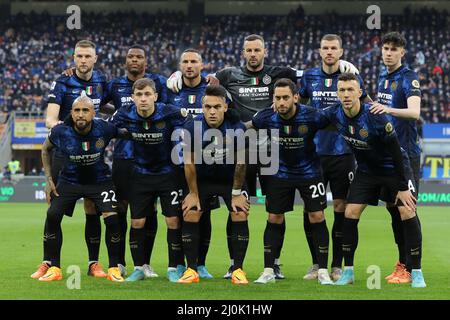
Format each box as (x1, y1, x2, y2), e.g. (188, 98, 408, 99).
(0, 203, 448, 300)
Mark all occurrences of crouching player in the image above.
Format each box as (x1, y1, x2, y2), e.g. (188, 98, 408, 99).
(35, 94, 127, 282)
(324, 73, 425, 288)
(249, 79, 333, 285)
(179, 85, 251, 284)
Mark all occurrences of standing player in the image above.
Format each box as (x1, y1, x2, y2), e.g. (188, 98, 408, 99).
(32, 40, 108, 279)
(168, 49, 221, 279)
(299, 34, 372, 281)
(103, 44, 168, 278)
(109, 78, 189, 282)
(35, 94, 126, 282)
(250, 79, 333, 285)
(324, 73, 425, 288)
(370, 32, 422, 284)
(179, 85, 250, 284)
(168, 34, 360, 279)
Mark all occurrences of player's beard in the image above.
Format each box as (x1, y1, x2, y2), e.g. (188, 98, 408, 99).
(76, 65, 93, 75)
(277, 105, 293, 116)
(183, 71, 199, 80)
(323, 57, 339, 67)
(247, 58, 262, 71)
(75, 119, 90, 131)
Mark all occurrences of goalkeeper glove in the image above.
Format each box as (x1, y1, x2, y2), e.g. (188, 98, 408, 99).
(166, 71, 183, 93)
(339, 60, 360, 75)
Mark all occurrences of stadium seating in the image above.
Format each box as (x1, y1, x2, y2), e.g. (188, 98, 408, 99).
(0, 8, 448, 123)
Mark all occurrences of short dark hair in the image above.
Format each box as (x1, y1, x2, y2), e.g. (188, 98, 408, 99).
(204, 85, 227, 100)
(321, 34, 342, 48)
(337, 73, 360, 83)
(128, 44, 147, 56)
(273, 78, 297, 95)
(75, 40, 96, 50)
(180, 48, 202, 61)
(244, 34, 265, 45)
(132, 78, 156, 93)
(382, 32, 407, 48)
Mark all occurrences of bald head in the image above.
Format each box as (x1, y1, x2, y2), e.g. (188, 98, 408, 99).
(71, 93, 95, 132)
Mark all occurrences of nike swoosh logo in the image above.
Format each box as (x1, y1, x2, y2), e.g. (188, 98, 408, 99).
(411, 247, 420, 251)
(41, 273, 54, 279)
(112, 205, 117, 208)
(111, 274, 121, 280)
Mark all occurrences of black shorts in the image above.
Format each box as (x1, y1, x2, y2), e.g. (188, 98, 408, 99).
(320, 154, 356, 200)
(198, 180, 249, 212)
(47, 181, 118, 218)
(51, 150, 66, 185)
(246, 164, 269, 197)
(349, 169, 417, 206)
(265, 176, 327, 214)
(130, 170, 186, 219)
(112, 158, 134, 202)
(409, 156, 421, 193)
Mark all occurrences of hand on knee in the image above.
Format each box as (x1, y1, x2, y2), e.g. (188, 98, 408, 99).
(399, 206, 416, 220)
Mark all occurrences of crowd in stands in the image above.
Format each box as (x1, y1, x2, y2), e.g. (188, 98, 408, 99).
(0, 7, 448, 123)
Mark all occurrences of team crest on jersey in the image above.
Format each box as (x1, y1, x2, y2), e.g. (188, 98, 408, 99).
(188, 95, 196, 104)
(262, 74, 272, 85)
(390, 81, 397, 91)
(385, 122, 394, 133)
(85, 86, 93, 95)
(95, 138, 105, 149)
(359, 128, 368, 138)
(348, 125, 355, 135)
(81, 141, 90, 151)
(412, 80, 420, 88)
(156, 121, 166, 129)
(143, 121, 151, 130)
(325, 79, 333, 88)
(180, 108, 188, 117)
(298, 125, 308, 134)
